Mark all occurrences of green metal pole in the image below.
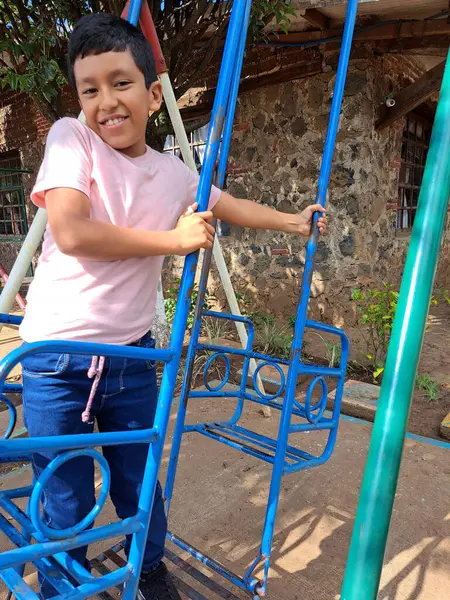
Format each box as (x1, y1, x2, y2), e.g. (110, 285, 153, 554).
(341, 50, 450, 600)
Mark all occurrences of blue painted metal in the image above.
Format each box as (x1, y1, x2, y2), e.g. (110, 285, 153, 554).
(30, 449, 111, 539)
(303, 376, 328, 423)
(203, 352, 231, 391)
(163, 0, 356, 596)
(0, 313, 22, 326)
(0, 0, 357, 598)
(0, 395, 17, 439)
(252, 362, 286, 400)
(163, 0, 254, 515)
(0, 516, 140, 570)
(127, 0, 143, 27)
(0, 0, 239, 597)
(0, 427, 157, 455)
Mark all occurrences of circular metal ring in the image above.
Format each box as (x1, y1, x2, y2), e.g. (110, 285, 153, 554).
(253, 362, 285, 401)
(304, 376, 328, 424)
(0, 394, 17, 440)
(30, 449, 110, 540)
(204, 352, 231, 392)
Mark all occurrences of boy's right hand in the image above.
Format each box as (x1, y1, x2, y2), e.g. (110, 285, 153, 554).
(171, 202, 215, 256)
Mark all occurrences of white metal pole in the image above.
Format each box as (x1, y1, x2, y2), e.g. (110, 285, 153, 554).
(160, 73, 268, 402)
(0, 209, 47, 315)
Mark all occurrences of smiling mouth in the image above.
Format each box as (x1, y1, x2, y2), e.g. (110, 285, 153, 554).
(100, 116, 129, 128)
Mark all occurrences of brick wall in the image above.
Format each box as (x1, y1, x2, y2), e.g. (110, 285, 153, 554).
(0, 85, 78, 271)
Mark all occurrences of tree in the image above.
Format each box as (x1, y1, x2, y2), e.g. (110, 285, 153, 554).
(0, 0, 295, 348)
(0, 0, 296, 134)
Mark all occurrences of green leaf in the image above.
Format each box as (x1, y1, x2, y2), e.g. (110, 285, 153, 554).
(373, 367, 384, 379)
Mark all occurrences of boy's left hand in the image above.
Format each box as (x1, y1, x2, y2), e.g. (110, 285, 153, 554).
(294, 204, 327, 236)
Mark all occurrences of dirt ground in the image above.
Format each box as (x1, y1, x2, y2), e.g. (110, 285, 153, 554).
(0, 305, 449, 598)
(408, 304, 450, 439)
(1, 392, 450, 600)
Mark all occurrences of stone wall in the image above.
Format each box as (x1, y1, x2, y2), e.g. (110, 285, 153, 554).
(171, 49, 449, 328)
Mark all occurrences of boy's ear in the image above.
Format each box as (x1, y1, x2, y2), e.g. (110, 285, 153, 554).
(148, 80, 163, 116)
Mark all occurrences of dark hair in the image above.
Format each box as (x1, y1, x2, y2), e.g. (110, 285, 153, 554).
(67, 13, 157, 89)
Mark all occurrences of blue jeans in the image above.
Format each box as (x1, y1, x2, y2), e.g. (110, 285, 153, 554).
(22, 332, 166, 598)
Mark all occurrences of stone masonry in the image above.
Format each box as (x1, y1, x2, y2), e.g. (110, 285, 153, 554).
(176, 50, 450, 327)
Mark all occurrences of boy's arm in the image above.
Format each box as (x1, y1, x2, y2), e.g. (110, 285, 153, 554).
(46, 188, 215, 260)
(212, 192, 327, 236)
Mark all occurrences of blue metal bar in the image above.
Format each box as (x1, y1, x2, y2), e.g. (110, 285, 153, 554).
(282, 457, 326, 475)
(191, 425, 276, 464)
(1, 487, 33, 500)
(0, 341, 173, 386)
(126, 1, 251, 595)
(289, 421, 335, 433)
(298, 364, 343, 377)
(0, 568, 40, 600)
(4, 384, 22, 393)
(0, 513, 76, 595)
(306, 319, 350, 340)
(214, 423, 317, 461)
(202, 310, 254, 326)
(50, 566, 131, 600)
(165, 548, 243, 600)
(0, 427, 157, 455)
(197, 343, 290, 365)
(0, 313, 22, 325)
(0, 516, 140, 570)
(255, 1, 358, 594)
(216, 0, 252, 188)
(0, 495, 94, 585)
(195, 1, 249, 213)
(167, 532, 260, 595)
(127, 0, 143, 27)
(163, 0, 251, 517)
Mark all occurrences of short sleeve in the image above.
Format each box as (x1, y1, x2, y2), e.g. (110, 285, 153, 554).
(31, 118, 92, 208)
(180, 161, 222, 212)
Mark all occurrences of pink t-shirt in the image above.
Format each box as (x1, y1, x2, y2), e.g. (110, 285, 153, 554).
(20, 117, 221, 345)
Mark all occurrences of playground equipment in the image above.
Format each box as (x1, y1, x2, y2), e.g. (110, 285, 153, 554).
(0, 0, 296, 598)
(0, 0, 353, 597)
(0, 0, 448, 599)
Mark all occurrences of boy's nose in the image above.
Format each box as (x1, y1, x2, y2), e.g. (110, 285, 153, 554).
(99, 90, 119, 112)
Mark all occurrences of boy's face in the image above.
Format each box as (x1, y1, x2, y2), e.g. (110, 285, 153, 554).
(74, 49, 162, 157)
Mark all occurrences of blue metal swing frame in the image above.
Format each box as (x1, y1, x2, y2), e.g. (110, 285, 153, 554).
(0, 0, 358, 598)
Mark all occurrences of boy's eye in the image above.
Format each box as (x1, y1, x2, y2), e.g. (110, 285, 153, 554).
(116, 80, 131, 88)
(82, 88, 97, 96)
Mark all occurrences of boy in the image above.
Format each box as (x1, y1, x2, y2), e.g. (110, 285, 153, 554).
(20, 13, 327, 600)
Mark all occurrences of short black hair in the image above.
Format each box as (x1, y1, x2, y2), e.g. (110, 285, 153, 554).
(67, 13, 157, 89)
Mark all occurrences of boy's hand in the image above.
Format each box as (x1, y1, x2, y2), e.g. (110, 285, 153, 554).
(171, 202, 215, 256)
(292, 204, 327, 237)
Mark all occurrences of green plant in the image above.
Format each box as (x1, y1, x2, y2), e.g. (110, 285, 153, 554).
(201, 316, 231, 344)
(235, 292, 252, 316)
(352, 283, 443, 381)
(434, 287, 450, 305)
(351, 284, 398, 376)
(250, 0, 296, 41)
(254, 321, 293, 359)
(164, 278, 214, 331)
(415, 373, 440, 402)
(236, 292, 276, 326)
(313, 334, 342, 369)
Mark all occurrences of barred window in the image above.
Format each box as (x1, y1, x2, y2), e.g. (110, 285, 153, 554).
(0, 151, 28, 238)
(397, 115, 431, 230)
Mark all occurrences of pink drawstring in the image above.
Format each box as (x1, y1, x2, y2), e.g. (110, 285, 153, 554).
(82, 356, 105, 424)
